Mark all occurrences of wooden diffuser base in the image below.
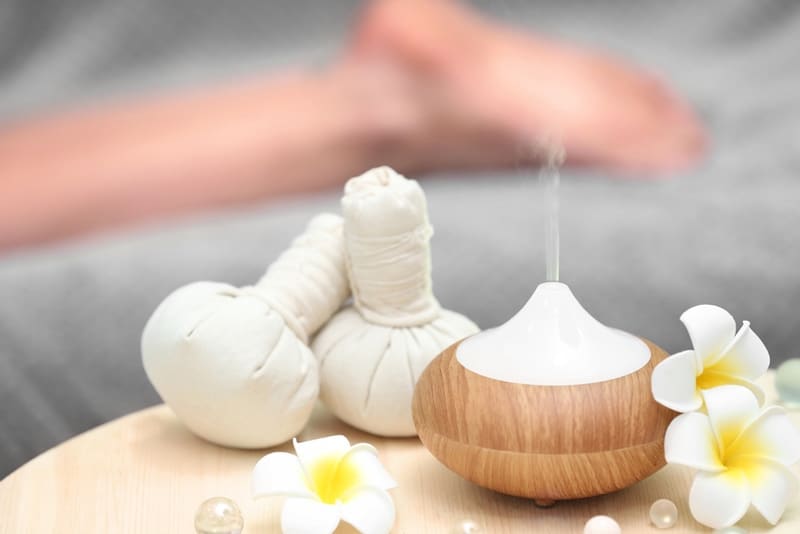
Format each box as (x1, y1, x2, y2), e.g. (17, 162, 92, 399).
(412, 338, 676, 501)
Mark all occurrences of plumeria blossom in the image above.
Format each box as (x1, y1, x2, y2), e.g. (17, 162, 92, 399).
(652, 304, 770, 412)
(665, 385, 800, 528)
(252, 435, 397, 534)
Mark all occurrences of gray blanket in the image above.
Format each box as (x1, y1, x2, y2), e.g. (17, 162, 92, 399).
(1, 0, 799, 477)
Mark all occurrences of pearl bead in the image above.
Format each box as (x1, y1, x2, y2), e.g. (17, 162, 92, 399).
(583, 515, 621, 534)
(711, 527, 748, 534)
(649, 498, 678, 528)
(776, 358, 800, 408)
(194, 497, 244, 534)
(450, 519, 480, 533)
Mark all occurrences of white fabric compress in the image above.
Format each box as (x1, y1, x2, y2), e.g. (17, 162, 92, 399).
(141, 214, 349, 448)
(312, 166, 479, 437)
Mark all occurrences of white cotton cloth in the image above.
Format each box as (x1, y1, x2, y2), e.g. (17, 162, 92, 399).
(141, 214, 348, 448)
(312, 167, 479, 436)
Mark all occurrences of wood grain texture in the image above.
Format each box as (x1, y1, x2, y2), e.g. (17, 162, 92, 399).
(412, 338, 677, 500)
(0, 374, 797, 533)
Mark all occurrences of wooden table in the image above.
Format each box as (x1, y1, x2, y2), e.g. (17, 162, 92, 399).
(1, 373, 798, 533)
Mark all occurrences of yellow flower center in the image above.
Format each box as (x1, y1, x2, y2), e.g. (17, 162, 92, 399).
(309, 453, 362, 504)
(696, 369, 731, 391)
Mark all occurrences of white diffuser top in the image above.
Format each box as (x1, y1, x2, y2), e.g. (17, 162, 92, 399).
(456, 282, 650, 385)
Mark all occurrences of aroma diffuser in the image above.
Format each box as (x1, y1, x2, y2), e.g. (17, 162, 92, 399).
(412, 282, 676, 503)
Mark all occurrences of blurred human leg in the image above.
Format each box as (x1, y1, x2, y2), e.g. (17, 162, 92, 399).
(350, 0, 705, 172)
(0, 0, 704, 252)
(0, 68, 418, 251)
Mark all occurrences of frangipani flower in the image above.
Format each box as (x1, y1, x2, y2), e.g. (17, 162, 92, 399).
(253, 435, 397, 534)
(665, 385, 800, 528)
(652, 304, 769, 412)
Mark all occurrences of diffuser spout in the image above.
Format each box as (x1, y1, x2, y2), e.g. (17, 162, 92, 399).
(456, 282, 650, 385)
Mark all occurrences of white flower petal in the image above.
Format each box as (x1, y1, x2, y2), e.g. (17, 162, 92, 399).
(338, 444, 397, 494)
(702, 385, 761, 451)
(252, 452, 315, 499)
(294, 435, 352, 473)
(281, 497, 340, 534)
(680, 305, 735, 367)
(731, 405, 800, 465)
(664, 412, 724, 472)
(651, 350, 702, 412)
(743, 457, 800, 525)
(710, 322, 770, 381)
(689, 469, 751, 529)
(341, 487, 396, 534)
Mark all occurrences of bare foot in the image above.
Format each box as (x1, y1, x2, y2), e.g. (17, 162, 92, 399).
(346, 0, 705, 174)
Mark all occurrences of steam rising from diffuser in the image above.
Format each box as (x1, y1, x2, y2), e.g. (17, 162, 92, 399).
(456, 141, 650, 386)
(541, 141, 564, 282)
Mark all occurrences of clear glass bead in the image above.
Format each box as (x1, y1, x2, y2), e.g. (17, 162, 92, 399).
(450, 519, 480, 533)
(583, 515, 621, 534)
(194, 497, 244, 534)
(711, 527, 748, 534)
(649, 498, 678, 528)
(776, 358, 800, 408)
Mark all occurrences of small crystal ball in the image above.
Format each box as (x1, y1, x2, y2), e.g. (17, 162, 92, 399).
(194, 497, 244, 534)
(583, 515, 621, 534)
(776, 358, 800, 408)
(649, 498, 678, 528)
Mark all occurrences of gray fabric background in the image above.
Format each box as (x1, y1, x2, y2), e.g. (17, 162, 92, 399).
(1, 0, 799, 477)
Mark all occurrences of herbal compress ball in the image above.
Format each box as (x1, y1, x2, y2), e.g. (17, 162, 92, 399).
(312, 167, 478, 436)
(142, 214, 348, 448)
